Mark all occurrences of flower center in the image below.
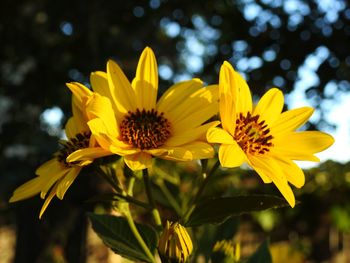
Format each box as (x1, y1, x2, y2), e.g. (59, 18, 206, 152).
(234, 112, 273, 155)
(56, 132, 91, 166)
(120, 108, 171, 150)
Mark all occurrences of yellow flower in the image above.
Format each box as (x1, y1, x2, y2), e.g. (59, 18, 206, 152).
(68, 47, 219, 170)
(158, 221, 193, 263)
(9, 83, 111, 218)
(207, 62, 334, 207)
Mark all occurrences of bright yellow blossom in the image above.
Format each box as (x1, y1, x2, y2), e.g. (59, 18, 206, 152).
(68, 47, 219, 170)
(9, 83, 111, 218)
(207, 62, 334, 207)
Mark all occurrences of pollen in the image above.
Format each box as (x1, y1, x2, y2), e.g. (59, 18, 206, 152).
(235, 112, 273, 155)
(56, 132, 91, 166)
(120, 108, 171, 150)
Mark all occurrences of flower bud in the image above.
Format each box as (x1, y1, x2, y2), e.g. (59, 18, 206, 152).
(158, 221, 193, 263)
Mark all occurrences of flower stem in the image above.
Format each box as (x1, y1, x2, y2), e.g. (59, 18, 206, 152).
(124, 206, 157, 263)
(157, 179, 182, 216)
(143, 169, 162, 229)
(121, 176, 156, 263)
(182, 160, 220, 224)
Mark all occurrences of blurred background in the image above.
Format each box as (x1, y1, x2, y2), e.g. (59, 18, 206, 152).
(1, 0, 350, 262)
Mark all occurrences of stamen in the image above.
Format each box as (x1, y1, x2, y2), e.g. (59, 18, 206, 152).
(119, 108, 171, 150)
(234, 113, 273, 155)
(56, 132, 91, 166)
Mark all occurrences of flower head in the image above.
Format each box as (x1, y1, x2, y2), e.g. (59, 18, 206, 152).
(158, 221, 193, 263)
(9, 82, 111, 218)
(207, 62, 334, 207)
(69, 47, 219, 170)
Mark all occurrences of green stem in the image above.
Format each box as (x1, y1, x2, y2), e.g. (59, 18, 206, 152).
(124, 207, 157, 263)
(193, 160, 220, 204)
(121, 176, 156, 263)
(110, 193, 151, 209)
(158, 179, 182, 216)
(143, 169, 162, 228)
(182, 160, 220, 224)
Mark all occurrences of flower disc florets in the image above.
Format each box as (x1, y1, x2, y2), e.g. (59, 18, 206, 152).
(120, 108, 171, 150)
(234, 112, 273, 155)
(57, 132, 91, 166)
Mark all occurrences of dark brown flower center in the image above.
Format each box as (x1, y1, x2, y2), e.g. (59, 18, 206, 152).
(56, 132, 91, 166)
(235, 112, 273, 155)
(120, 108, 171, 150)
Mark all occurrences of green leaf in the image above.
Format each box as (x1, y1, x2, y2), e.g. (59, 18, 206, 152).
(88, 213, 158, 263)
(246, 240, 272, 263)
(184, 195, 288, 227)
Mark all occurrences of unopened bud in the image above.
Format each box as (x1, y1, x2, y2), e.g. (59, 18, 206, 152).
(158, 221, 193, 263)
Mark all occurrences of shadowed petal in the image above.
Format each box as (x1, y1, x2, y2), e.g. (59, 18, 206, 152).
(207, 127, 234, 144)
(249, 155, 295, 207)
(56, 166, 81, 199)
(166, 121, 220, 147)
(218, 143, 246, 168)
(162, 141, 214, 161)
(124, 152, 152, 171)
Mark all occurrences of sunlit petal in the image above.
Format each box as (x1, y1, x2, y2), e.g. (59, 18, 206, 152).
(66, 147, 112, 163)
(132, 47, 158, 110)
(157, 79, 203, 114)
(207, 127, 234, 144)
(270, 107, 314, 136)
(107, 59, 136, 118)
(253, 88, 284, 126)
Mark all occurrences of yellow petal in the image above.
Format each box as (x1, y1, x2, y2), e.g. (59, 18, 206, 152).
(124, 152, 153, 171)
(64, 117, 80, 140)
(274, 131, 335, 156)
(66, 147, 112, 163)
(71, 96, 89, 134)
(157, 79, 203, 114)
(220, 61, 252, 114)
(207, 127, 234, 144)
(165, 121, 220, 147)
(270, 107, 314, 136)
(56, 166, 81, 199)
(66, 82, 93, 105)
(88, 118, 133, 153)
(253, 88, 284, 126)
(272, 157, 305, 188)
(40, 167, 69, 199)
(85, 93, 118, 137)
(36, 159, 67, 177)
(39, 185, 58, 219)
(161, 84, 219, 128)
(162, 141, 214, 161)
(219, 92, 236, 136)
(249, 156, 295, 207)
(218, 143, 246, 168)
(132, 47, 158, 110)
(219, 64, 236, 135)
(107, 59, 136, 118)
(90, 71, 110, 97)
(9, 177, 45, 202)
